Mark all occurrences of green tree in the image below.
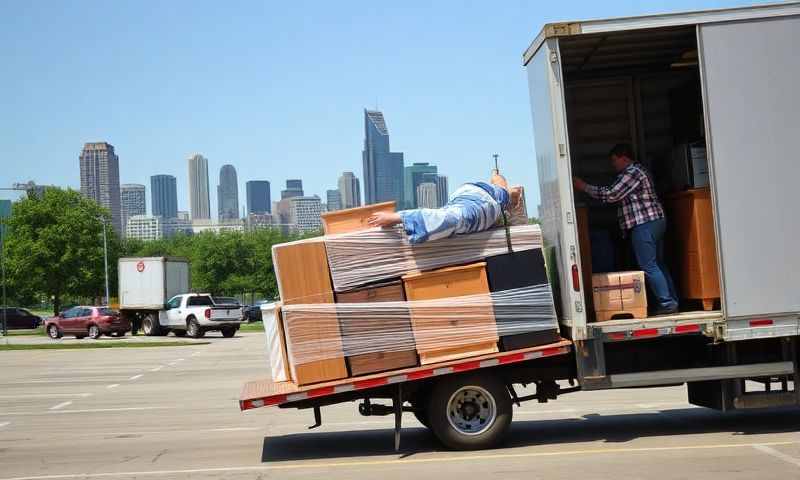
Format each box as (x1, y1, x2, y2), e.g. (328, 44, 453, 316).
(5, 188, 118, 315)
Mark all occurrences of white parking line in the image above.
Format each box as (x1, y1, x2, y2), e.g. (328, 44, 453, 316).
(753, 444, 800, 467)
(149, 366, 163, 372)
(48, 401, 73, 411)
(128, 374, 143, 381)
(106, 384, 119, 389)
(0, 421, 9, 428)
(0, 393, 91, 400)
(0, 406, 174, 417)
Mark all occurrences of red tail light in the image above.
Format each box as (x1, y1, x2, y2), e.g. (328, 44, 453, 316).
(571, 264, 580, 292)
(204, 308, 211, 319)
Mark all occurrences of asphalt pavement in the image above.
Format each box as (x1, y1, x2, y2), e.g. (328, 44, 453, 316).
(2, 331, 800, 480)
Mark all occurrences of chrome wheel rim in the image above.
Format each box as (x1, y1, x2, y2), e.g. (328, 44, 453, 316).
(143, 318, 153, 335)
(89, 326, 99, 338)
(188, 322, 197, 336)
(446, 386, 496, 436)
(48, 326, 58, 338)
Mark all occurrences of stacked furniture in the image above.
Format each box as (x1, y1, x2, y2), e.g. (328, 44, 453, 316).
(268, 203, 559, 387)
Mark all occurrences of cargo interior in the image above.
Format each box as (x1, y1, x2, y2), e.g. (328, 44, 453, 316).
(559, 26, 722, 323)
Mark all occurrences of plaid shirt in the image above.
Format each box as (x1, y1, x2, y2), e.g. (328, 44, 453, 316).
(584, 163, 664, 231)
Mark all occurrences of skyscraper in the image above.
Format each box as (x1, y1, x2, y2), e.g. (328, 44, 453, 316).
(289, 196, 322, 232)
(362, 109, 404, 205)
(436, 175, 449, 207)
(150, 174, 178, 218)
(416, 182, 438, 209)
(217, 164, 239, 221)
(281, 179, 304, 199)
(120, 184, 146, 234)
(125, 215, 162, 241)
(326, 189, 342, 212)
(246, 180, 271, 214)
(79, 142, 122, 233)
(403, 162, 438, 209)
(188, 154, 210, 220)
(338, 171, 361, 209)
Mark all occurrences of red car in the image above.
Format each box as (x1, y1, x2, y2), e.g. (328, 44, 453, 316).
(45, 306, 131, 339)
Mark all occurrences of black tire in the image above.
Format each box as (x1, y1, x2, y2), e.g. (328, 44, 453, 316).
(142, 313, 162, 336)
(47, 324, 62, 339)
(221, 326, 236, 338)
(172, 329, 187, 337)
(187, 317, 204, 338)
(88, 324, 102, 339)
(427, 373, 512, 451)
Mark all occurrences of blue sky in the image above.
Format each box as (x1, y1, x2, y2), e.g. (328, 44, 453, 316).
(0, 0, 764, 214)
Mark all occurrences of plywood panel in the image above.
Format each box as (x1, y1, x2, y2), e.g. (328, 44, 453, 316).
(321, 201, 396, 235)
(272, 238, 334, 305)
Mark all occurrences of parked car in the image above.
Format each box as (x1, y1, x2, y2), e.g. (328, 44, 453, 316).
(243, 299, 273, 322)
(0, 307, 43, 330)
(45, 306, 130, 339)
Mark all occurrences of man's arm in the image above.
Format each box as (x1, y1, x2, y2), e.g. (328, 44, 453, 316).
(577, 169, 642, 204)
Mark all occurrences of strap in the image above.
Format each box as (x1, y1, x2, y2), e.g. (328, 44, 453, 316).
(501, 205, 513, 253)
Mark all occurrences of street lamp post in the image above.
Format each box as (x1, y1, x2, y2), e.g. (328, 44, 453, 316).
(100, 217, 110, 306)
(1, 217, 6, 337)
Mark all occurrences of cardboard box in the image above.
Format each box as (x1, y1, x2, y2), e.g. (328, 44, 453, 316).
(592, 271, 647, 322)
(321, 201, 396, 235)
(485, 249, 559, 350)
(402, 262, 498, 364)
(272, 238, 334, 306)
(335, 281, 418, 376)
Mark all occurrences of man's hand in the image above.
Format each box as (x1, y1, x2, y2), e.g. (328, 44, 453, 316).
(573, 177, 587, 192)
(367, 211, 402, 228)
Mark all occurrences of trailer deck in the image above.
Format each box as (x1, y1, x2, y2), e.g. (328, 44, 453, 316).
(240, 339, 573, 410)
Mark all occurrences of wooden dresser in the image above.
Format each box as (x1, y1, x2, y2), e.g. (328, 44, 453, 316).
(665, 188, 720, 310)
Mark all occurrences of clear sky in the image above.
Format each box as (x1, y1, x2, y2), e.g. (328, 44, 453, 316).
(0, 0, 765, 215)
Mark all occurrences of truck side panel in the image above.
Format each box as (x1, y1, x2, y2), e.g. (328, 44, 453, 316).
(165, 260, 190, 301)
(698, 16, 800, 319)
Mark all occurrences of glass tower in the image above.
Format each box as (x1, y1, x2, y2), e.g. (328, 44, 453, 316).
(362, 109, 404, 205)
(151, 174, 178, 219)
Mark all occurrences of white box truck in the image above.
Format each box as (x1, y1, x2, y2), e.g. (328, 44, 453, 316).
(119, 257, 244, 338)
(241, 3, 800, 451)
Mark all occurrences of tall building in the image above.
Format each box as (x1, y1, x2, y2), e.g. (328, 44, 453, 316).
(125, 215, 162, 241)
(187, 154, 210, 220)
(326, 189, 342, 212)
(281, 179, 304, 199)
(416, 182, 438, 209)
(217, 164, 239, 221)
(289, 195, 322, 232)
(150, 174, 178, 219)
(362, 109, 404, 205)
(120, 184, 146, 234)
(337, 171, 361, 209)
(79, 142, 122, 233)
(162, 216, 193, 238)
(246, 180, 271, 214)
(403, 162, 438, 209)
(436, 175, 449, 207)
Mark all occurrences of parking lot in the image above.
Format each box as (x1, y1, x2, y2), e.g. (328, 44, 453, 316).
(2, 331, 800, 480)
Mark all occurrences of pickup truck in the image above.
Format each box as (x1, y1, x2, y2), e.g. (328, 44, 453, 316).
(159, 293, 244, 338)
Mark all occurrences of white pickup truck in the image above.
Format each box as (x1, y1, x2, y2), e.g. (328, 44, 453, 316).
(118, 257, 244, 338)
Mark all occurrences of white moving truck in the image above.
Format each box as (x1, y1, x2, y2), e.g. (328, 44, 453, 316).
(241, 3, 800, 451)
(119, 257, 244, 338)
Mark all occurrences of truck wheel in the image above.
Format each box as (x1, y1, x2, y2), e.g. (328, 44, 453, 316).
(172, 329, 187, 337)
(88, 324, 101, 339)
(187, 317, 204, 338)
(221, 327, 236, 338)
(142, 313, 162, 336)
(427, 374, 512, 450)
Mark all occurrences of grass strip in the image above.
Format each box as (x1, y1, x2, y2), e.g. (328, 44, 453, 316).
(0, 341, 209, 351)
(238, 322, 264, 332)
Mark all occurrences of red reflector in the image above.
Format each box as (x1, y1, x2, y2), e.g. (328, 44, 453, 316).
(608, 332, 627, 341)
(632, 328, 659, 338)
(750, 318, 773, 327)
(675, 324, 701, 334)
(571, 264, 580, 292)
(204, 308, 211, 319)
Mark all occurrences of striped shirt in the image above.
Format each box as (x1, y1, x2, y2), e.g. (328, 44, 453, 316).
(584, 163, 665, 231)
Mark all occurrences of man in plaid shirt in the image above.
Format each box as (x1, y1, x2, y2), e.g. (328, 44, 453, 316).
(573, 144, 678, 315)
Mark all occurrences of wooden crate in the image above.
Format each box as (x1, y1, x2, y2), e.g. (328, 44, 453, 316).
(335, 281, 418, 376)
(402, 262, 498, 365)
(321, 201, 396, 235)
(592, 271, 648, 322)
(272, 237, 334, 306)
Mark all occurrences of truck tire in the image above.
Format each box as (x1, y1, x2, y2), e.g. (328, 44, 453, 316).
(142, 313, 162, 336)
(221, 326, 236, 338)
(187, 317, 204, 339)
(427, 373, 512, 450)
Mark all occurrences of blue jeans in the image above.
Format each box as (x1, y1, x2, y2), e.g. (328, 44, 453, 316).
(630, 218, 679, 311)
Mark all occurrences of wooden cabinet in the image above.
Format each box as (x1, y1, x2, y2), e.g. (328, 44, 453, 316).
(403, 262, 498, 365)
(282, 308, 348, 386)
(321, 201, 396, 235)
(666, 188, 720, 310)
(272, 238, 334, 306)
(335, 281, 418, 376)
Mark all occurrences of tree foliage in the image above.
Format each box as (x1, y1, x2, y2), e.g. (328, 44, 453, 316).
(5, 188, 120, 314)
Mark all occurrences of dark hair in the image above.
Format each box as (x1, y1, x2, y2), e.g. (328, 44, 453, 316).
(609, 143, 634, 160)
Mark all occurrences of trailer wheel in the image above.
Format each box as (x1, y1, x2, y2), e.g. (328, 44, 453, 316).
(142, 313, 162, 336)
(427, 374, 512, 450)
